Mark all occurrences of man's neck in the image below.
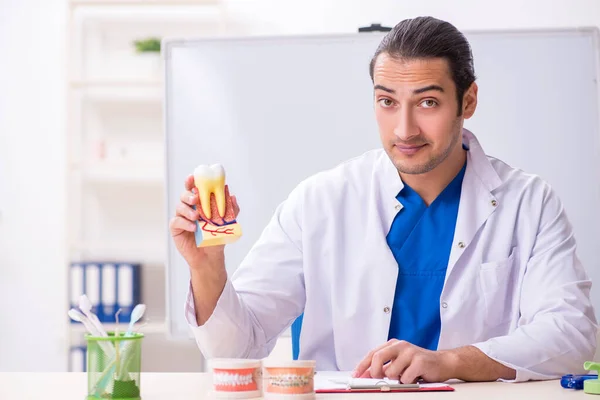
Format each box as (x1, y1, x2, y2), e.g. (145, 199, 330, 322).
(399, 146, 467, 206)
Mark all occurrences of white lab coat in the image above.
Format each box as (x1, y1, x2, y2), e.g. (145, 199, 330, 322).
(186, 129, 597, 382)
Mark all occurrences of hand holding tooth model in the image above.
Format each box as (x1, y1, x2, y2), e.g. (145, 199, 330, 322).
(193, 164, 242, 247)
(169, 163, 242, 325)
(170, 163, 241, 266)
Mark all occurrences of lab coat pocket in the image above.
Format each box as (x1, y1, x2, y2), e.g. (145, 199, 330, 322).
(479, 247, 518, 327)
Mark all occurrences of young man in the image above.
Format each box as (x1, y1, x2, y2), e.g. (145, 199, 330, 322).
(170, 17, 597, 383)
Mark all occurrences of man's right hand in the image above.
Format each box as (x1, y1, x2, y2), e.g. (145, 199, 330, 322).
(169, 174, 240, 271)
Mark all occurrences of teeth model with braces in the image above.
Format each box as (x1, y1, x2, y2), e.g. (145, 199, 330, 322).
(268, 373, 313, 387)
(193, 163, 242, 247)
(263, 362, 316, 398)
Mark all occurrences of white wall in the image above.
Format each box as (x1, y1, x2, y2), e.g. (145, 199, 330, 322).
(0, 0, 599, 371)
(0, 0, 67, 371)
(224, 0, 600, 34)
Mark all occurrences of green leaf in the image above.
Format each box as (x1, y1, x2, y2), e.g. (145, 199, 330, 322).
(133, 38, 161, 53)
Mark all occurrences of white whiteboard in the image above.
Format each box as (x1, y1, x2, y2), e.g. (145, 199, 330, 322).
(164, 29, 600, 341)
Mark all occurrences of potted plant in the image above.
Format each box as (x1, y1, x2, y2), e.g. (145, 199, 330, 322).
(132, 37, 162, 78)
(133, 37, 161, 53)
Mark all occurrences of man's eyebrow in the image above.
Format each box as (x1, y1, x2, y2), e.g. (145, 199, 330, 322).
(413, 85, 444, 94)
(373, 84, 445, 95)
(373, 84, 395, 94)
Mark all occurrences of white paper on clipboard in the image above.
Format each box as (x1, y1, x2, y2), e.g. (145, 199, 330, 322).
(314, 371, 451, 392)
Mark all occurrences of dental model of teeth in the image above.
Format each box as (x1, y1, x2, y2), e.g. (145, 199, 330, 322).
(193, 163, 242, 247)
(210, 359, 262, 399)
(213, 371, 255, 387)
(262, 360, 316, 399)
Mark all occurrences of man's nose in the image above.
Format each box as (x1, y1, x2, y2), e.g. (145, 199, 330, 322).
(392, 108, 419, 141)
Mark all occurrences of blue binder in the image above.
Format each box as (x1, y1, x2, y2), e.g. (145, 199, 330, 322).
(100, 263, 117, 323)
(69, 261, 141, 323)
(69, 263, 84, 317)
(69, 346, 87, 372)
(69, 262, 101, 322)
(114, 263, 141, 323)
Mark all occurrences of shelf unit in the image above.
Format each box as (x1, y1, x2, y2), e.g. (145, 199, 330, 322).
(70, 321, 167, 334)
(69, 0, 219, 6)
(65, 0, 229, 372)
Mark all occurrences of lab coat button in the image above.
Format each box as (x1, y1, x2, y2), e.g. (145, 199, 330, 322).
(458, 241, 465, 248)
(491, 199, 498, 207)
(394, 204, 401, 211)
(383, 306, 391, 314)
(441, 302, 448, 309)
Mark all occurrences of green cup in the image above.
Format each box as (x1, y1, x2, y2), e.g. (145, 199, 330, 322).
(85, 332, 144, 400)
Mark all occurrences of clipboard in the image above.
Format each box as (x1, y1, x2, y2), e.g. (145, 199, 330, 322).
(314, 375, 455, 393)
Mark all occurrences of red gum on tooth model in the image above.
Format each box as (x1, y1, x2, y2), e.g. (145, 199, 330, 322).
(210, 359, 262, 399)
(195, 185, 236, 225)
(263, 360, 317, 400)
(193, 184, 242, 247)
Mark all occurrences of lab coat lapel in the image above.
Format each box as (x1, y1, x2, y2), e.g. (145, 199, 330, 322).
(335, 151, 403, 370)
(445, 129, 503, 280)
(369, 153, 404, 346)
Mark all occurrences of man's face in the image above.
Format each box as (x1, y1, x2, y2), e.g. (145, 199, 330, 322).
(373, 53, 475, 175)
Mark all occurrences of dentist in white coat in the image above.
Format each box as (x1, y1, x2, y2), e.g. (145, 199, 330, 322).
(170, 16, 597, 383)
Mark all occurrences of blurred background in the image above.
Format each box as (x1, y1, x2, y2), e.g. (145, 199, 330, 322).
(1, 0, 599, 373)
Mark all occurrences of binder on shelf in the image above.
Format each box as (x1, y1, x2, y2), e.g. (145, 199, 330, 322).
(85, 263, 101, 315)
(101, 263, 117, 322)
(69, 263, 84, 311)
(69, 346, 86, 372)
(116, 263, 141, 323)
(69, 261, 141, 324)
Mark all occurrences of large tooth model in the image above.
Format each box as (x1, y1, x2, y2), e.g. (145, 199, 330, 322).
(193, 163, 242, 247)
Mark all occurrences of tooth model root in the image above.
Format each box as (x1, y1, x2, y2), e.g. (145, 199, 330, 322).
(195, 176, 225, 219)
(213, 183, 226, 218)
(194, 164, 226, 219)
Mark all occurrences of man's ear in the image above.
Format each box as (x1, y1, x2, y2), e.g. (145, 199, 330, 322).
(462, 82, 478, 119)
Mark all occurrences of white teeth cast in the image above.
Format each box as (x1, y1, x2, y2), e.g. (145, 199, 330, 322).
(269, 374, 311, 387)
(213, 372, 253, 386)
(194, 163, 226, 219)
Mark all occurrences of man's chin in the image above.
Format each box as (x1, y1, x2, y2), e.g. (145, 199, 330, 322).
(387, 152, 429, 174)
(396, 165, 432, 175)
(393, 157, 439, 175)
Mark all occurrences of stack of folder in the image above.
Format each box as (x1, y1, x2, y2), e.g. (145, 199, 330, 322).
(69, 345, 87, 372)
(69, 262, 141, 323)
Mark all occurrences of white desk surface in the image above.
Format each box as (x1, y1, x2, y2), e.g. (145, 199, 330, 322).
(0, 373, 585, 399)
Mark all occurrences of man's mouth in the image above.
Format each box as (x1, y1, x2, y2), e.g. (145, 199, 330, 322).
(394, 143, 427, 155)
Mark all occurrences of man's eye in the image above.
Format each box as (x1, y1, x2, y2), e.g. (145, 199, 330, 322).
(420, 99, 438, 108)
(379, 98, 394, 107)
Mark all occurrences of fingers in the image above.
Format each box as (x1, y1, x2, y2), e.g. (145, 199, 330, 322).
(369, 340, 410, 379)
(358, 368, 372, 379)
(181, 190, 198, 207)
(383, 344, 414, 379)
(173, 184, 199, 234)
(169, 216, 197, 234)
(176, 202, 199, 222)
(368, 348, 394, 379)
(352, 339, 399, 378)
(185, 174, 195, 191)
(399, 357, 424, 384)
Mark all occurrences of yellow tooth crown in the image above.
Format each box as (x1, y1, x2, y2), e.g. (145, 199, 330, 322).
(194, 163, 226, 219)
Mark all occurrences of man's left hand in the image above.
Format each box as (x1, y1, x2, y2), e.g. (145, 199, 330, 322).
(352, 339, 457, 383)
